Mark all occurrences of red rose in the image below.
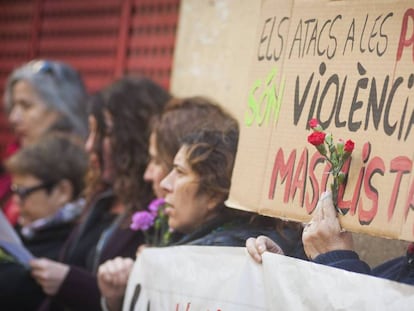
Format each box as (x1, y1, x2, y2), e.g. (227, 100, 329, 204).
(309, 118, 319, 129)
(344, 140, 355, 153)
(307, 132, 326, 146)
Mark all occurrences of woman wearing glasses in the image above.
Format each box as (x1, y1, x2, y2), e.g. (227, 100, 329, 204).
(1, 59, 88, 225)
(0, 132, 88, 310)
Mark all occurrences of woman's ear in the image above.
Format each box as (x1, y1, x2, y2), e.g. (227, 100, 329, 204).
(205, 193, 224, 212)
(50, 179, 74, 207)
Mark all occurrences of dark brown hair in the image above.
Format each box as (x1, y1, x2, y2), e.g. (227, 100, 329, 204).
(5, 132, 88, 199)
(182, 128, 302, 235)
(183, 129, 238, 202)
(86, 76, 171, 210)
(152, 96, 238, 172)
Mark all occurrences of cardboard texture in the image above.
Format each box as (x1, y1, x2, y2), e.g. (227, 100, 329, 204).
(123, 246, 414, 311)
(171, 0, 261, 122)
(226, 0, 414, 241)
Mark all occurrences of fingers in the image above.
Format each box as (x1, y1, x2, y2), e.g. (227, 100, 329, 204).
(137, 244, 148, 256)
(29, 258, 68, 295)
(319, 191, 336, 220)
(30, 258, 48, 270)
(98, 257, 134, 286)
(246, 237, 262, 263)
(259, 235, 284, 255)
(30, 258, 52, 281)
(246, 236, 283, 264)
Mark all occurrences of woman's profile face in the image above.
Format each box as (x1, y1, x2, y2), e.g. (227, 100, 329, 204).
(9, 80, 61, 146)
(160, 146, 217, 234)
(143, 133, 169, 198)
(85, 113, 115, 185)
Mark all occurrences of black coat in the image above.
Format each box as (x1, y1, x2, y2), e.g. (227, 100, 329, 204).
(174, 216, 306, 259)
(38, 189, 145, 311)
(0, 262, 44, 311)
(0, 219, 76, 311)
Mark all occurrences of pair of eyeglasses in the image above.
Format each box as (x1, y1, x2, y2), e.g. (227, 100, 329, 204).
(11, 181, 55, 201)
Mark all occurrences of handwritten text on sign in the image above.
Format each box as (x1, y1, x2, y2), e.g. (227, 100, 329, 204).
(228, 1, 414, 241)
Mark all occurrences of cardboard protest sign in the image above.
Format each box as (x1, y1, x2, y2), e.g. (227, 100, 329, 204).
(226, 0, 414, 241)
(123, 246, 414, 311)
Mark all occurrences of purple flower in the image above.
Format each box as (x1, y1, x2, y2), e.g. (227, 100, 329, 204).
(148, 198, 166, 215)
(130, 211, 155, 231)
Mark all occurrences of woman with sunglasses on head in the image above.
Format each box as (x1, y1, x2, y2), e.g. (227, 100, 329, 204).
(29, 76, 170, 311)
(0, 132, 88, 310)
(1, 59, 88, 225)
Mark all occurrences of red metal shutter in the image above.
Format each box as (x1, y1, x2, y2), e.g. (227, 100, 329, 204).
(0, 0, 35, 156)
(126, 0, 180, 89)
(0, 0, 180, 158)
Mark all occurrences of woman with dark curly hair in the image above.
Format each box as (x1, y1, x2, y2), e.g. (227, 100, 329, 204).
(162, 128, 304, 250)
(97, 97, 305, 311)
(29, 76, 171, 311)
(145, 96, 238, 198)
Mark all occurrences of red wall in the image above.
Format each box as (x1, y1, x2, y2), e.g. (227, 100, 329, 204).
(0, 0, 180, 158)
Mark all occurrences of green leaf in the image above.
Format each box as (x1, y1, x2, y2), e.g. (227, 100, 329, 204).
(0, 248, 15, 263)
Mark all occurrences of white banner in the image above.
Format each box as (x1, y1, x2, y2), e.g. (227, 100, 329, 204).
(123, 246, 414, 311)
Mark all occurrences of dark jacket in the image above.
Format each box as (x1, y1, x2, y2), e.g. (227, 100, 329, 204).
(0, 217, 76, 311)
(38, 189, 144, 311)
(20, 222, 75, 260)
(314, 249, 414, 286)
(0, 262, 44, 311)
(174, 216, 306, 258)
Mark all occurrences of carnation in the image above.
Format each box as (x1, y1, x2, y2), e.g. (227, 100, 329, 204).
(129, 198, 171, 246)
(308, 118, 319, 129)
(307, 131, 326, 146)
(307, 119, 355, 215)
(344, 140, 355, 153)
(130, 211, 155, 231)
(148, 198, 165, 215)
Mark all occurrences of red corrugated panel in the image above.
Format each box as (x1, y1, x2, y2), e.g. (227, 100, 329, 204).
(0, 0, 34, 156)
(0, 20, 32, 34)
(38, 0, 122, 97)
(1, 41, 31, 58)
(0, 1, 33, 17)
(41, 16, 120, 33)
(39, 37, 118, 53)
(129, 34, 176, 49)
(85, 76, 115, 93)
(126, 0, 179, 89)
(0, 0, 181, 155)
(42, 0, 121, 13)
(42, 56, 117, 71)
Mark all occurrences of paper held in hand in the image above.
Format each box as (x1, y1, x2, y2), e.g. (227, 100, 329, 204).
(0, 210, 33, 267)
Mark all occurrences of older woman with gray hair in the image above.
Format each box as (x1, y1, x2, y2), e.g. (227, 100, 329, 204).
(1, 59, 88, 225)
(3, 59, 88, 145)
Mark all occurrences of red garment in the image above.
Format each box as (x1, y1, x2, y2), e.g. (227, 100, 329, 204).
(1, 140, 20, 225)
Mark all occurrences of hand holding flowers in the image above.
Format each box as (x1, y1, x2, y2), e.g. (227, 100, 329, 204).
(307, 118, 355, 214)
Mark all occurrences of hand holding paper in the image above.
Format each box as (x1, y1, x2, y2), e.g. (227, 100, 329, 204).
(0, 210, 33, 267)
